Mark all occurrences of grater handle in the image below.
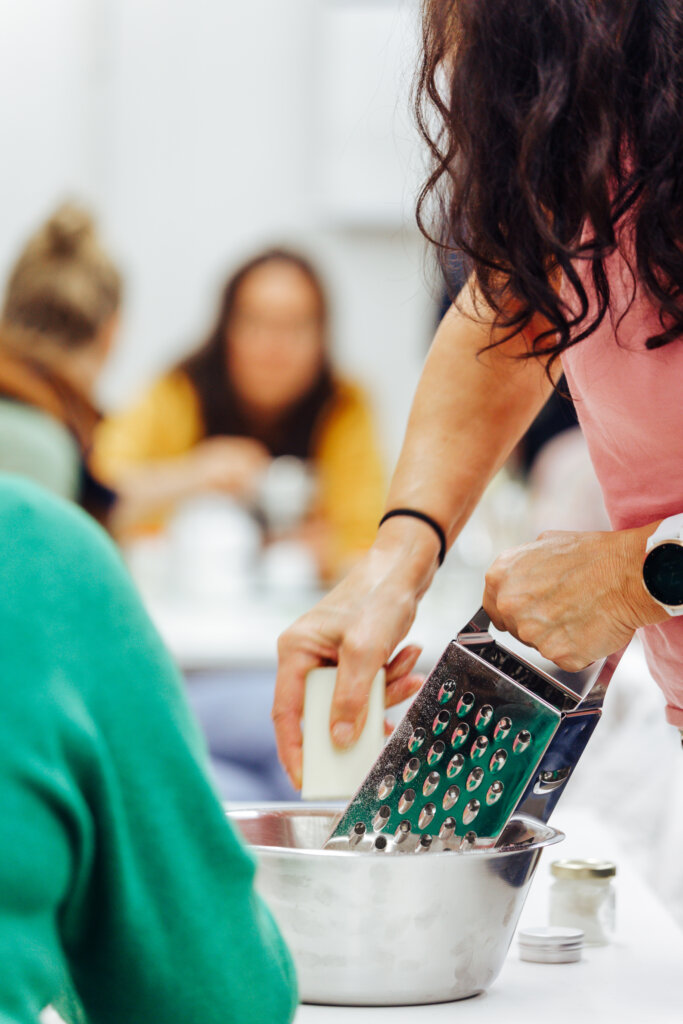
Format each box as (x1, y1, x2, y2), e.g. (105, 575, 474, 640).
(459, 605, 626, 712)
(575, 644, 627, 712)
(514, 644, 628, 827)
(458, 606, 492, 638)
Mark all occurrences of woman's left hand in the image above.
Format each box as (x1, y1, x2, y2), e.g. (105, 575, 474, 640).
(482, 526, 667, 671)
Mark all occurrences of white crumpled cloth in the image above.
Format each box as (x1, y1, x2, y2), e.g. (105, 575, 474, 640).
(563, 637, 683, 929)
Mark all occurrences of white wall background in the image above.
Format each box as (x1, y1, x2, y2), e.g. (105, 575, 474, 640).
(0, 0, 438, 464)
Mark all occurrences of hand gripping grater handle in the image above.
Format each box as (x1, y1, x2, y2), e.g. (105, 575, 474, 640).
(325, 608, 625, 853)
(458, 609, 625, 826)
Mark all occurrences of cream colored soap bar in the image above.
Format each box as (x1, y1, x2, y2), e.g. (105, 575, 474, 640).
(301, 667, 385, 801)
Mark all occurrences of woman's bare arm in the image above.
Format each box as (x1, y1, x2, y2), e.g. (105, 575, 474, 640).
(273, 286, 554, 786)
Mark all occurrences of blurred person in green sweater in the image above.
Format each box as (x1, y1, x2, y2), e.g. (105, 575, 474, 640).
(0, 473, 297, 1023)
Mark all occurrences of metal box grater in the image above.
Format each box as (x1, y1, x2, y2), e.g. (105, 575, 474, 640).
(325, 608, 623, 853)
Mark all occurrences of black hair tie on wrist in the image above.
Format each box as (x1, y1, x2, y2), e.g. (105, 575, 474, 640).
(378, 508, 447, 567)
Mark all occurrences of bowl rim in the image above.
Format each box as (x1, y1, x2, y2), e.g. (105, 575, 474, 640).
(226, 801, 565, 859)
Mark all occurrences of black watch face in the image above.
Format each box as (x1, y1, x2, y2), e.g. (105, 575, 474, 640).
(643, 543, 683, 607)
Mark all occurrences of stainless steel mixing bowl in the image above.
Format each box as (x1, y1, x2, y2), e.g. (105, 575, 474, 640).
(229, 803, 563, 1006)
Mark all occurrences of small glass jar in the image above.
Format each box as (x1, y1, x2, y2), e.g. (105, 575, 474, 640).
(549, 859, 616, 946)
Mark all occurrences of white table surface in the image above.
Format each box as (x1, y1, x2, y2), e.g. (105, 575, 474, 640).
(295, 807, 683, 1024)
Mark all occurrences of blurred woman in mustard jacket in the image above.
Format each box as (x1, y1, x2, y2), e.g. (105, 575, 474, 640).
(95, 249, 385, 580)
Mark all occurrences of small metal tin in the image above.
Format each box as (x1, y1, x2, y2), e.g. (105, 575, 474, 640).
(518, 926, 584, 964)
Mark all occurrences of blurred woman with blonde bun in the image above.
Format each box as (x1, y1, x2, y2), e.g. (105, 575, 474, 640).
(0, 203, 121, 518)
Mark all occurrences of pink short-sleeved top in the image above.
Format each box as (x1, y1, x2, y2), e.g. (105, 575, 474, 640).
(560, 235, 683, 727)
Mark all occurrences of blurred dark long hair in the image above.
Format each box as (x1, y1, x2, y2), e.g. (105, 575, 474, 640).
(182, 249, 335, 459)
(415, 1, 683, 373)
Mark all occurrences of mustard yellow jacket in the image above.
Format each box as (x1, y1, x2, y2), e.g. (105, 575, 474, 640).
(93, 372, 386, 573)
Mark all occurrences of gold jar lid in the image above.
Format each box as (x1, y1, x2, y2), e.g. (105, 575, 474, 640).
(551, 858, 616, 880)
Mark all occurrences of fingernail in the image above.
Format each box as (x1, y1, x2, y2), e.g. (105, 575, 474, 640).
(331, 721, 356, 748)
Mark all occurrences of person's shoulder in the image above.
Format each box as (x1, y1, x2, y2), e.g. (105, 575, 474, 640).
(152, 368, 197, 399)
(0, 397, 71, 437)
(321, 378, 374, 427)
(317, 380, 376, 436)
(94, 368, 204, 471)
(142, 369, 204, 435)
(314, 378, 381, 464)
(0, 399, 81, 499)
(130, 369, 200, 415)
(0, 472, 98, 537)
(330, 378, 372, 410)
(0, 474, 120, 585)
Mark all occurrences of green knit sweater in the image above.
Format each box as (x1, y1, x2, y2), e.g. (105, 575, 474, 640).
(0, 475, 297, 1023)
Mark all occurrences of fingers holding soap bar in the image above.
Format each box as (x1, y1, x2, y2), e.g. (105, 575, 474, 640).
(301, 668, 385, 801)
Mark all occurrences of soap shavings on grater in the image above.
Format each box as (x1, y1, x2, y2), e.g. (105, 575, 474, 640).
(324, 608, 621, 855)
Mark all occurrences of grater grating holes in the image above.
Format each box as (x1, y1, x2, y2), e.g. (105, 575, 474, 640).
(475, 704, 494, 730)
(418, 803, 436, 829)
(427, 740, 446, 765)
(349, 822, 366, 847)
(486, 781, 504, 805)
(395, 820, 411, 844)
(327, 627, 566, 850)
(451, 722, 470, 748)
(378, 775, 396, 800)
(489, 748, 507, 772)
(432, 710, 451, 735)
(494, 716, 512, 740)
(446, 753, 465, 777)
(423, 771, 440, 797)
(408, 727, 426, 753)
(439, 817, 456, 840)
(513, 730, 532, 753)
(373, 806, 391, 831)
(463, 800, 481, 825)
(398, 788, 416, 814)
(442, 785, 460, 811)
(471, 735, 489, 759)
(456, 692, 475, 717)
(438, 679, 457, 704)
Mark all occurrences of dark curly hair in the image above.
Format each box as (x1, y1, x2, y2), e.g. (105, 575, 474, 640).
(415, 1, 683, 372)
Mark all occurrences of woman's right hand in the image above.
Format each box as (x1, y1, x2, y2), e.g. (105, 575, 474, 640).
(272, 517, 441, 788)
(188, 436, 271, 498)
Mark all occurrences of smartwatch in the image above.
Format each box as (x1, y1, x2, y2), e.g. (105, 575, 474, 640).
(642, 514, 683, 616)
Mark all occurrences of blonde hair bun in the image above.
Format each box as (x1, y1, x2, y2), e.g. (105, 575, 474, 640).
(45, 203, 96, 258)
(2, 200, 122, 347)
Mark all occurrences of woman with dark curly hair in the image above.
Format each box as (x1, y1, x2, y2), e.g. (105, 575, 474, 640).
(274, 0, 683, 788)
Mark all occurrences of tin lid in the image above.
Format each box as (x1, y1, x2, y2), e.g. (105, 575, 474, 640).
(551, 858, 617, 880)
(519, 926, 584, 948)
(519, 926, 584, 963)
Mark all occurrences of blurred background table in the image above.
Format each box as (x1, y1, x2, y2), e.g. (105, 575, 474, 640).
(143, 581, 480, 672)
